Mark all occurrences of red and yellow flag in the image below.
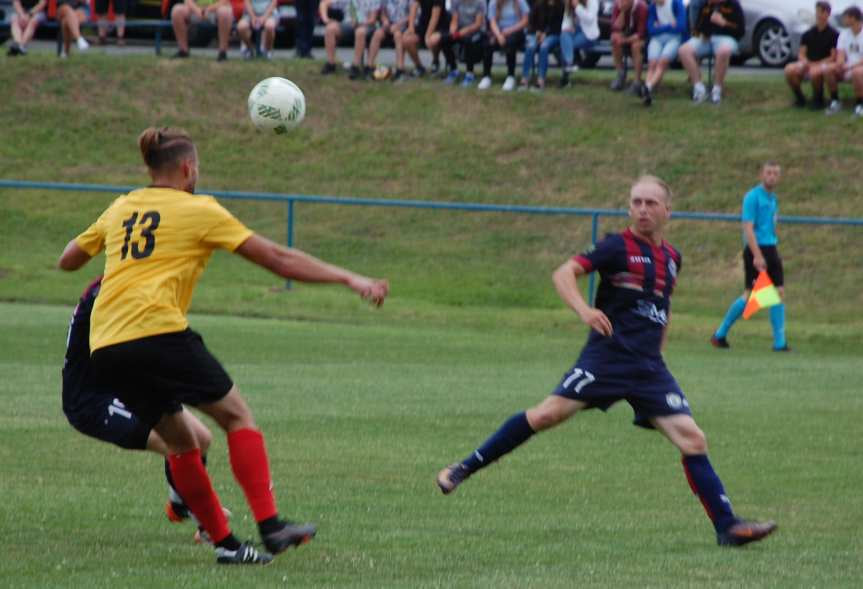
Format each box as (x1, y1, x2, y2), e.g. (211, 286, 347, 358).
(743, 271, 782, 319)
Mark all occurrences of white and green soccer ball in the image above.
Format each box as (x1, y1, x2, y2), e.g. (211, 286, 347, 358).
(248, 77, 306, 134)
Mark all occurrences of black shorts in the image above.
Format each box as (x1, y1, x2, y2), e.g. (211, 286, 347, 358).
(743, 245, 783, 289)
(65, 395, 151, 450)
(91, 329, 233, 427)
(94, 0, 127, 15)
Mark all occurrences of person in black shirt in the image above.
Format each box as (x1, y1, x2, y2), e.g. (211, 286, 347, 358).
(784, 2, 839, 109)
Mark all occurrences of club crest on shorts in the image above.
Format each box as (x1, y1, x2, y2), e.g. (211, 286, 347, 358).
(666, 393, 684, 410)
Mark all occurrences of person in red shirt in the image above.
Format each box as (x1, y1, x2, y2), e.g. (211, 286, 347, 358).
(610, 0, 648, 94)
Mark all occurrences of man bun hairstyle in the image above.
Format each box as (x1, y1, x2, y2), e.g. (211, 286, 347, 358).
(138, 127, 195, 171)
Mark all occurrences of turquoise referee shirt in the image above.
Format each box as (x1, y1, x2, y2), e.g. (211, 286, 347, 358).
(741, 184, 778, 246)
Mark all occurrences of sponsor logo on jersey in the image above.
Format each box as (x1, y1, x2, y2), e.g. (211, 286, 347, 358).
(629, 255, 652, 265)
(667, 259, 677, 279)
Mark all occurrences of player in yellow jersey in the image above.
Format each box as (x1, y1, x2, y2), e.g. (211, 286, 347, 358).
(58, 127, 389, 566)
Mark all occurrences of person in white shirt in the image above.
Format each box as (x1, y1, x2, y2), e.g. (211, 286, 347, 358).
(825, 5, 863, 117)
(559, 0, 599, 88)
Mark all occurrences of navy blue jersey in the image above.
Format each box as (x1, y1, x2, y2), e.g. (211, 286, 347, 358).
(573, 228, 682, 366)
(62, 277, 105, 417)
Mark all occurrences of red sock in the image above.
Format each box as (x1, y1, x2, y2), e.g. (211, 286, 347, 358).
(167, 449, 230, 543)
(228, 428, 278, 522)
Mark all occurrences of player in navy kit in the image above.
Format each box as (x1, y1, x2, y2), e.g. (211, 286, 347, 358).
(437, 176, 777, 547)
(62, 276, 217, 540)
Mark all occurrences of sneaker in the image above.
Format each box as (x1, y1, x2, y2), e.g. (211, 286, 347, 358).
(364, 65, 375, 79)
(264, 50, 273, 61)
(413, 65, 427, 78)
(262, 520, 317, 555)
(217, 50, 227, 62)
(461, 72, 476, 88)
(626, 81, 643, 97)
(477, 76, 492, 90)
(17, 45, 27, 56)
(165, 500, 191, 523)
(59, 50, 68, 59)
(215, 542, 273, 565)
(710, 335, 730, 349)
(825, 99, 841, 115)
(642, 86, 653, 107)
(444, 69, 460, 85)
(436, 463, 471, 495)
(502, 76, 516, 91)
(7, 42, 21, 56)
(430, 61, 440, 75)
(76, 36, 90, 51)
(610, 70, 626, 91)
(853, 104, 863, 118)
(772, 345, 792, 352)
(391, 69, 405, 83)
(711, 86, 722, 105)
(348, 65, 362, 80)
(559, 72, 570, 88)
(692, 83, 707, 103)
(717, 519, 777, 547)
(320, 62, 337, 75)
(517, 78, 530, 91)
(241, 46, 253, 60)
(172, 49, 190, 59)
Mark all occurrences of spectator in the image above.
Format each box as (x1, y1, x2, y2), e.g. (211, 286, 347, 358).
(479, 0, 530, 91)
(678, 0, 744, 105)
(237, 0, 278, 59)
(520, 0, 565, 91)
(94, 0, 126, 45)
(404, 0, 450, 76)
(642, 0, 687, 106)
(7, 0, 46, 56)
(609, 0, 648, 94)
(825, 5, 863, 117)
(56, 0, 91, 58)
(171, 0, 241, 61)
(294, 0, 318, 58)
(785, 2, 838, 110)
(560, 0, 600, 88)
(368, 0, 418, 81)
(440, 0, 486, 87)
(320, 0, 381, 79)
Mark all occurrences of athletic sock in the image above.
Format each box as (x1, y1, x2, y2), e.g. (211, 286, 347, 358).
(165, 454, 207, 509)
(461, 412, 535, 473)
(715, 296, 746, 339)
(769, 303, 786, 349)
(167, 449, 231, 544)
(681, 455, 737, 533)
(214, 534, 242, 551)
(227, 428, 278, 523)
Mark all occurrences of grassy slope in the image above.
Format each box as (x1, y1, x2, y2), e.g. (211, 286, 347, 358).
(1, 54, 862, 341)
(1, 303, 861, 588)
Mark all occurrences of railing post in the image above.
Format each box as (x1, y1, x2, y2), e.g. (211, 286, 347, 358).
(155, 27, 162, 56)
(588, 212, 599, 305)
(285, 199, 294, 290)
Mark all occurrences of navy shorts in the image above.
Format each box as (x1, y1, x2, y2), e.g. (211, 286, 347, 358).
(65, 395, 151, 450)
(552, 357, 692, 429)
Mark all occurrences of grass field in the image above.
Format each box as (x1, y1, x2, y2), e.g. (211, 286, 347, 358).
(1, 51, 862, 586)
(1, 302, 861, 588)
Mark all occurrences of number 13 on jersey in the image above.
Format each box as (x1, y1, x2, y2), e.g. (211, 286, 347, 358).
(121, 211, 160, 260)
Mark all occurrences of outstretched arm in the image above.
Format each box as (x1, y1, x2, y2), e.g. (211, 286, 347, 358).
(58, 240, 92, 271)
(552, 258, 612, 336)
(235, 234, 389, 306)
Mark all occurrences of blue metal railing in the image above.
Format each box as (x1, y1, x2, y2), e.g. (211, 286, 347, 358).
(3, 179, 862, 298)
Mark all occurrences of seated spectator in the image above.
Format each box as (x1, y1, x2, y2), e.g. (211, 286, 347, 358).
(57, 0, 91, 58)
(520, 0, 564, 91)
(320, 0, 381, 79)
(678, 0, 744, 105)
(237, 0, 278, 59)
(368, 0, 420, 81)
(825, 5, 863, 117)
(171, 0, 241, 61)
(785, 2, 838, 109)
(642, 0, 687, 106)
(609, 0, 647, 94)
(440, 0, 486, 87)
(479, 0, 530, 91)
(7, 0, 46, 56)
(94, 0, 126, 45)
(403, 0, 449, 76)
(560, 0, 600, 88)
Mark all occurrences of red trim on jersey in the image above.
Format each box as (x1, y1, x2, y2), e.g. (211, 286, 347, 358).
(572, 255, 594, 273)
(621, 230, 645, 290)
(80, 275, 104, 299)
(652, 243, 667, 297)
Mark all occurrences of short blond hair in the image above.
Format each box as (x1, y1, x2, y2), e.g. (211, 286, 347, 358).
(633, 175, 673, 203)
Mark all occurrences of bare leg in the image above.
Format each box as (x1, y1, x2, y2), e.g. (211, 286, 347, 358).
(368, 27, 385, 67)
(325, 21, 339, 64)
(679, 41, 701, 85)
(714, 45, 732, 88)
(216, 5, 232, 52)
(171, 4, 190, 53)
(263, 18, 275, 51)
(353, 26, 368, 67)
(632, 40, 644, 83)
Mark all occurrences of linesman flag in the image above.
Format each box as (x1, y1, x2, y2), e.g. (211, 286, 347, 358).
(743, 271, 782, 319)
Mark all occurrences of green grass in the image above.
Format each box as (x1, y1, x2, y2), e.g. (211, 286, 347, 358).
(1, 302, 861, 588)
(1, 54, 862, 330)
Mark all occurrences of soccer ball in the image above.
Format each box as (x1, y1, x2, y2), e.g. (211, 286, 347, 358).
(247, 77, 306, 134)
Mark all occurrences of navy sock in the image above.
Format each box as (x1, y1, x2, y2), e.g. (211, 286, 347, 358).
(462, 412, 535, 473)
(682, 455, 737, 533)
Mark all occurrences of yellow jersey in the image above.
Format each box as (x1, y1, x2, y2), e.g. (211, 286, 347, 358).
(75, 187, 254, 351)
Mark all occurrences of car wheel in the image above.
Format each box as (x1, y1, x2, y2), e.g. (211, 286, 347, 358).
(574, 50, 601, 69)
(754, 19, 792, 67)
